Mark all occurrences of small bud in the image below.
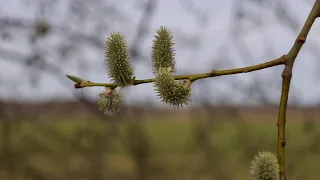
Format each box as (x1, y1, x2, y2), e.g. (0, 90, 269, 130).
(250, 151, 280, 180)
(152, 26, 176, 73)
(97, 88, 123, 115)
(154, 68, 191, 108)
(66, 75, 85, 84)
(105, 32, 134, 86)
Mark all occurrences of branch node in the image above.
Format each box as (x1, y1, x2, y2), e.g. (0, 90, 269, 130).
(281, 66, 292, 79)
(297, 37, 306, 44)
(280, 55, 287, 63)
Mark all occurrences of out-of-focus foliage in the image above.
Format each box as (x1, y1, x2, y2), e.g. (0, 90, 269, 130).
(0, 106, 319, 180)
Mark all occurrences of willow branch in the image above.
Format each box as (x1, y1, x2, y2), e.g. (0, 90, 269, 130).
(67, 56, 285, 89)
(276, 1, 320, 180)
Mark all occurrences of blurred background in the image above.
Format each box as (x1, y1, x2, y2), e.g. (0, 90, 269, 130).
(0, 0, 320, 179)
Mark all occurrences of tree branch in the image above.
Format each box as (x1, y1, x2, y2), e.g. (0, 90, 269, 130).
(277, 1, 320, 180)
(67, 56, 285, 89)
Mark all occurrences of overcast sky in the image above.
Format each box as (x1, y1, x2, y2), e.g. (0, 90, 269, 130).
(0, 0, 319, 107)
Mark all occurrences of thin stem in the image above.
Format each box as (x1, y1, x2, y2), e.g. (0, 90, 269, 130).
(67, 56, 285, 89)
(277, 1, 320, 179)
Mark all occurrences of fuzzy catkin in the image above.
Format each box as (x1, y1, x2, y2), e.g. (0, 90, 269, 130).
(105, 32, 134, 87)
(97, 88, 123, 115)
(152, 26, 176, 73)
(154, 67, 191, 107)
(250, 151, 280, 180)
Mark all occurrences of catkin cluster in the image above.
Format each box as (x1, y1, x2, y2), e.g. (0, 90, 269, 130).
(98, 26, 192, 115)
(70, 26, 283, 180)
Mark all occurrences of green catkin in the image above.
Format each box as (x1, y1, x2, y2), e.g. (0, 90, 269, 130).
(250, 151, 280, 180)
(152, 26, 176, 73)
(105, 32, 134, 86)
(97, 88, 123, 115)
(154, 67, 191, 107)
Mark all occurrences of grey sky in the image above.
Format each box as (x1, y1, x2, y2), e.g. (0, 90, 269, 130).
(0, 0, 319, 107)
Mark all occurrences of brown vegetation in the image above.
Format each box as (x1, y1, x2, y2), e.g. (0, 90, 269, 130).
(1, 101, 319, 122)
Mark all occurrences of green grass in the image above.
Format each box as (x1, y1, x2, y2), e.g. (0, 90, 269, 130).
(2, 119, 319, 154)
(0, 118, 319, 180)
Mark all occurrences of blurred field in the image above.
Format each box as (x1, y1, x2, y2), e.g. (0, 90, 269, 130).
(0, 104, 320, 180)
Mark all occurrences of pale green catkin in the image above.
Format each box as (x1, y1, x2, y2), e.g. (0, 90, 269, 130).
(250, 151, 280, 180)
(152, 26, 176, 73)
(154, 67, 191, 107)
(105, 32, 134, 87)
(97, 88, 123, 115)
